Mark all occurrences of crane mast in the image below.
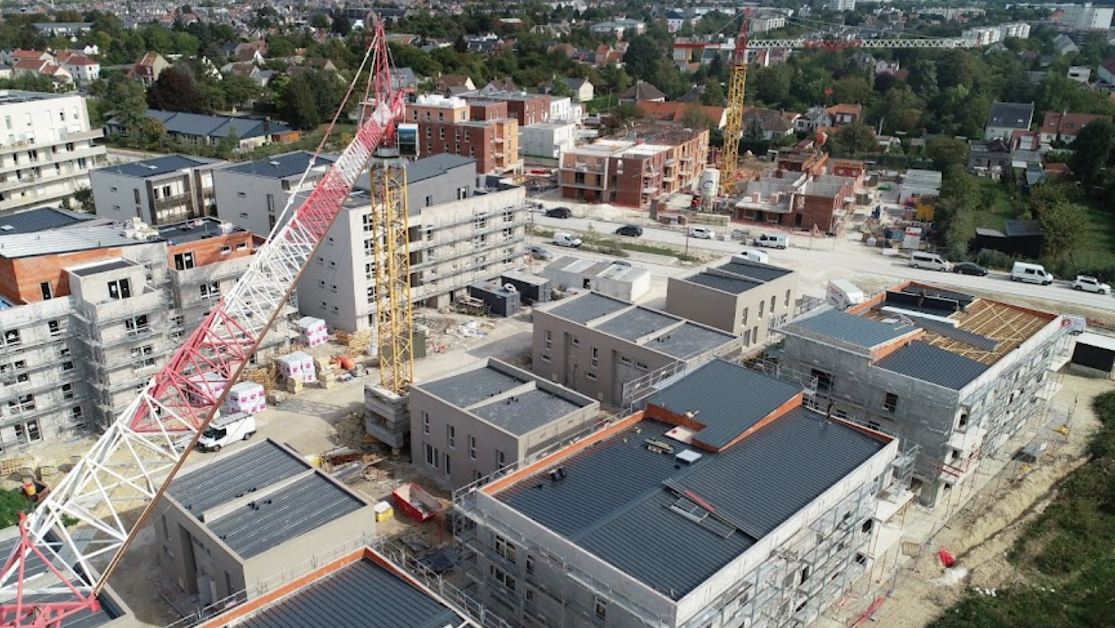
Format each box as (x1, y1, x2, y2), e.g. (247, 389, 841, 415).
(0, 18, 404, 628)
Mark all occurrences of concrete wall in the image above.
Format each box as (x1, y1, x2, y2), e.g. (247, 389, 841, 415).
(665, 271, 797, 345)
(410, 391, 520, 490)
(90, 171, 152, 224)
(212, 171, 292, 238)
(298, 206, 364, 331)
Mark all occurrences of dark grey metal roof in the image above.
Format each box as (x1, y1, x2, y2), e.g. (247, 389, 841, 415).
(27, 593, 123, 628)
(69, 259, 132, 276)
(595, 307, 677, 340)
(785, 310, 916, 348)
(97, 154, 215, 179)
(406, 153, 475, 183)
(157, 217, 245, 245)
(647, 359, 801, 449)
(987, 101, 1034, 128)
(684, 271, 763, 295)
(418, 365, 527, 408)
(0, 208, 93, 234)
(472, 388, 587, 435)
(718, 260, 793, 282)
(875, 341, 989, 390)
(498, 407, 887, 598)
(235, 558, 461, 628)
(648, 323, 735, 360)
(206, 473, 366, 558)
(906, 316, 997, 351)
(221, 151, 337, 179)
(167, 440, 308, 518)
(144, 110, 292, 140)
(546, 292, 628, 323)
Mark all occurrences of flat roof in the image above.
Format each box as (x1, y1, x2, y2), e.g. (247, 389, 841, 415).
(220, 151, 337, 180)
(717, 260, 793, 282)
(232, 557, 462, 628)
(417, 364, 527, 408)
(355, 153, 476, 192)
(547, 291, 629, 323)
(648, 323, 738, 359)
(95, 154, 218, 179)
(168, 439, 308, 519)
(0, 207, 93, 234)
(647, 360, 802, 449)
(596, 307, 677, 341)
(0, 90, 74, 104)
(157, 217, 245, 246)
(0, 226, 148, 259)
(68, 258, 133, 277)
(875, 340, 989, 390)
(683, 271, 764, 295)
(783, 310, 917, 349)
(495, 405, 887, 599)
(471, 388, 586, 435)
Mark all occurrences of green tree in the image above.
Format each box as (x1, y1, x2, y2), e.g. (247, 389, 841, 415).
(926, 136, 970, 171)
(622, 34, 661, 82)
(310, 13, 330, 29)
(0, 490, 30, 529)
(833, 75, 872, 104)
(679, 104, 716, 131)
(72, 187, 94, 213)
(147, 66, 206, 113)
(278, 76, 322, 130)
(548, 78, 575, 99)
(222, 73, 260, 109)
(831, 124, 877, 155)
(700, 80, 725, 106)
(330, 13, 352, 36)
(907, 59, 939, 100)
(1039, 200, 1089, 260)
(1069, 118, 1115, 186)
(99, 75, 148, 136)
(750, 65, 791, 106)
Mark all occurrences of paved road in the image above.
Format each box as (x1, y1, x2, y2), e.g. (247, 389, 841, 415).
(532, 212, 1115, 312)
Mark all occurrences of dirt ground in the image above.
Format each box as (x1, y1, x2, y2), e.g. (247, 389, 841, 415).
(819, 374, 1109, 628)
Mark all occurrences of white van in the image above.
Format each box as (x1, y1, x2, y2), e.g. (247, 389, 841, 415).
(1011, 261, 1054, 285)
(756, 233, 789, 249)
(552, 232, 583, 248)
(910, 252, 951, 272)
(197, 412, 256, 452)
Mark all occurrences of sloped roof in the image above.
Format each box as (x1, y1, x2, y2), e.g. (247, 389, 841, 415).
(875, 340, 989, 390)
(637, 101, 726, 127)
(986, 101, 1034, 129)
(784, 310, 918, 349)
(141, 109, 292, 139)
(619, 80, 666, 101)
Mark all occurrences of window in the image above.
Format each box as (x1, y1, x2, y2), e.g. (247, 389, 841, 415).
(62, 361, 74, 371)
(237, 191, 247, 198)
(62, 383, 74, 400)
(811, 369, 833, 393)
(785, 289, 791, 307)
(447, 424, 455, 448)
(586, 371, 597, 380)
(496, 449, 506, 469)
(770, 295, 776, 313)
(131, 345, 155, 368)
(743, 328, 752, 346)
(958, 409, 970, 429)
(125, 315, 149, 336)
(47, 320, 61, 337)
(133, 189, 140, 204)
(200, 282, 220, 301)
(591, 347, 599, 367)
(540, 353, 550, 362)
(884, 392, 899, 413)
(2, 330, 20, 347)
(489, 565, 516, 592)
(495, 535, 517, 563)
(219, 246, 231, 255)
(8, 394, 34, 415)
(759, 300, 765, 317)
(742, 307, 749, 325)
(422, 412, 430, 435)
(569, 336, 579, 347)
(468, 436, 476, 460)
(800, 565, 812, 584)
(107, 279, 131, 300)
(444, 453, 451, 476)
(40, 282, 52, 300)
(526, 554, 535, 575)
(71, 406, 83, 424)
(424, 443, 439, 469)
(594, 598, 607, 620)
(544, 330, 552, 349)
(174, 251, 196, 271)
(457, 186, 468, 200)
(14, 420, 40, 443)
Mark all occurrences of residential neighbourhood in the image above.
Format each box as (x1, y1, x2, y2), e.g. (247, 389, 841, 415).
(0, 3, 1112, 628)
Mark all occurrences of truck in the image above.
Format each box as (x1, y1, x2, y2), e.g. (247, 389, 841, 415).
(196, 412, 256, 453)
(827, 279, 866, 312)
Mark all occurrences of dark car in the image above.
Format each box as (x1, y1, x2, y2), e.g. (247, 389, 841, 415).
(615, 225, 643, 237)
(545, 207, 573, 219)
(953, 262, 989, 277)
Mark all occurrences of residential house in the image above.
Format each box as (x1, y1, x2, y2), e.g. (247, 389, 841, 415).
(1098, 58, 1115, 86)
(743, 107, 797, 140)
(827, 104, 862, 127)
(126, 52, 170, 87)
(520, 122, 577, 159)
(733, 168, 856, 232)
(90, 154, 223, 226)
(795, 106, 831, 133)
(31, 22, 93, 37)
(211, 151, 337, 237)
(618, 80, 666, 104)
(106, 110, 299, 151)
(984, 102, 1034, 140)
(389, 67, 419, 92)
(967, 138, 1012, 178)
(222, 62, 271, 87)
(481, 78, 517, 94)
(12, 59, 71, 85)
(435, 74, 476, 95)
(1052, 34, 1079, 56)
(405, 95, 520, 174)
(0, 50, 51, 66)
(590, 18, 646, 39)
(1040, 111, 1107, 146)
(1067, 66, 1091, 83)
(638, 101, 728, 129)
(55, 51, 99, 85)
(233, 41, 268, 63)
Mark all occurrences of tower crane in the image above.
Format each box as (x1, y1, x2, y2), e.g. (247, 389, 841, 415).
(716, 14, 976, 199)
(0, 17, 409, 628)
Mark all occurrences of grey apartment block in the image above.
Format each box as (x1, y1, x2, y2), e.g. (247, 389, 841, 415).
(157, 439, 375, 606)
(211, 151, 337, 238)
(90, 154, 224, 226)
(455, 358, 900, 628)
(0, 91, 106, 215)
(409, 358, 599, 490)
(666, 255, 797, 348)
(532, 292, 740, 408)
(777, 285, 1072, 507)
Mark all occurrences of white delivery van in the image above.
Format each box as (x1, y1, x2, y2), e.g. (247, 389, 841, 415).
(910, 252, 951, 272)
(1011, 261, 1054, 285)
(740, 249, 770, 264)
(553, 232, 583, 248)
(756, 233, 789, 249)
(196, 412, 256, 452)
(826, 279, 866, 311)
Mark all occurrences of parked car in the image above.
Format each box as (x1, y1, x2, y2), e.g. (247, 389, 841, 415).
(689, 226, 715, 240)
(1011, 261, 1053, 285)
(755, 233, 789, 249)
(1073, 275, 1112, 294)
(545, 206, 573, 219)
(615, 225, 643, 237)
(196, 412, 256, 453)
(910, 252, 952, 272)
(553, 232, 583, 248)
(528, 245, 553, 260)
(952, 262, 988, 277)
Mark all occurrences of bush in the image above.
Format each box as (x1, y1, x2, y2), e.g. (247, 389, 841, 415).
(972, 249, 1019, 270)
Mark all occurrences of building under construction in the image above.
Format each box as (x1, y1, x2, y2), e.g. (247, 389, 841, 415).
(454, 358, 908, 628)
(776, 282, 1073, 507)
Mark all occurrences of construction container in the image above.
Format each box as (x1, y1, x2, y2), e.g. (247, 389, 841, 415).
(468, 283, 521, 318)
(500, 271, 551, 305)
(297, 316, 329, 347)
(225, 381, 266, 414)
(186, 372, 226, 406)
(374, 501, 394, 522)
(278, 351, 316, 383)
(392, 483, 443, 522)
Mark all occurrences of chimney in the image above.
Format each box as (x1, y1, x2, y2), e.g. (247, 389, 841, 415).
(263, 116, 271, 136)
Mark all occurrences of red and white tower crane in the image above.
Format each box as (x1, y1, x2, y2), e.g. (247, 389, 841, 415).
(0, 17, 405, 628)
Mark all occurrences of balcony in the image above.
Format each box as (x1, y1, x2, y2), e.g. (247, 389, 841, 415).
(642, 185, 658, 194)
(0, 145, 105, 177)
(561, 161, 604, 174)
(563, 178, 605, 191)
(0, 129, 103, 157)
(665, 158, 676, 167)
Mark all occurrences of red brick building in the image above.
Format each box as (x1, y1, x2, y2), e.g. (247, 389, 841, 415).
(405, 95, 520, 174)
(470, 92, 551, 126)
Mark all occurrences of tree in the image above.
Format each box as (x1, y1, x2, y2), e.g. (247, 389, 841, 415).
(72, 187, 95, 213)
(750, 65, 792, 106)
(700, 80, 725, 106)
(278, 76, 322, 130)
(147, 66, 205, 113)
(0, 490, 29, 529)
(548, 78, 575, 99)
(330, 13, 352, 36)
(607, 102, 645, 131)
(907, 59, 939, 100)
(833, 76, 872, 104)
(679, 104, 716, 131)
(99, 75, 148, 136)
(1039, 200, 1089, 260)
(1069, 118, 1115, 186)
(926, 137, 970, 171)
(743, 117, 766, 140)
(831, 124, 877, 156)
(310, 13, 330, 29)
(223, 73, 261, 109)
(622, 34, 661, 83)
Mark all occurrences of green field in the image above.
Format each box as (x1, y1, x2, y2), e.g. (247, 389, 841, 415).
(969, 177, 1019, 232)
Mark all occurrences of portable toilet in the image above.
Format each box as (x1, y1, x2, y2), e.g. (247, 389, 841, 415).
(297, 316, 329, 347)
(225, 381, 266, 414)
(278, 351, 316, 383)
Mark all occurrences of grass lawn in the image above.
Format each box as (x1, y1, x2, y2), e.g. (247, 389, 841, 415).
(584, 94, 618, 113)
(1075, 199, 1115, 270)
(969, 177, 1018, 232)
